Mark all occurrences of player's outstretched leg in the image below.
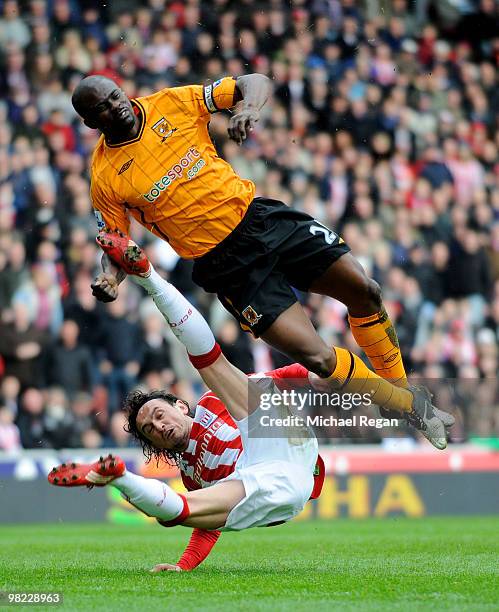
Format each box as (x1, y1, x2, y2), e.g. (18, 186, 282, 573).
(48, 455, 185, 523)
(49, 455, 187, 523)
(310, 254, 457, 430)
(307, 253, 447, 430)
(48, 454, 245, 530)
(310, 253, 409, 388)
(263, 302, 454, 449)
(98, 230, 254, 422)
(97, 230, 216, 357)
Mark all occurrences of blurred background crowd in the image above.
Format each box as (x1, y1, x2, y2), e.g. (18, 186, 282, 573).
(0, 0, 498, 452)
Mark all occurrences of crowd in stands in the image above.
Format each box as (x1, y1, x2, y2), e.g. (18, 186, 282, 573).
(0, 0, 498, 452)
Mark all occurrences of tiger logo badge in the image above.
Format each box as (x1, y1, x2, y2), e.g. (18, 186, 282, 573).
(151, 117, 177, 142)
(242, 305, 262, 326)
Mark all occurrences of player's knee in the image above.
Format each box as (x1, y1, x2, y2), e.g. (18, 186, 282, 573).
(355, 276, 382, 311)
(366, 278, 382, 308)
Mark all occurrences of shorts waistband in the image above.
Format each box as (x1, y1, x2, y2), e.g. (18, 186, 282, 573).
(196, 198, 260, 261)
(231, 197, 261, 235)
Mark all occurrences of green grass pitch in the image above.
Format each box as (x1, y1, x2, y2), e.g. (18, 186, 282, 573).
(0, 517, 498, 611)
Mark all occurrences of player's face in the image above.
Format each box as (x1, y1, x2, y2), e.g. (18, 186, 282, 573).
(136, 398, 191, 453)
(81, 82, 135, 135)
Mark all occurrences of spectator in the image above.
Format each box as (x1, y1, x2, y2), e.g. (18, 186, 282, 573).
(448, 229, 492, 318)
(0, 1, 31, 50)
(63, 271, 104, 358)
(69, 391, 99, 447)
(98, 295, 143, 412)
(139, 310, 173, 379)
(418, 145, 454, 188)
(15, 387, 49, 448)
(43, 386, 76, 448)
(12, 262, 63, 335)
(45, 319, 93, 397)
(0, 302, 48, 388)
(0, 375, 21, 417)
(0, 404, 21, 452)
(108, 411, 133, 447)
(218, 319, 254, 374)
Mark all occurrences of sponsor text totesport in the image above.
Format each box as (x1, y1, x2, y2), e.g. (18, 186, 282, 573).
(143, 147, 205, 202)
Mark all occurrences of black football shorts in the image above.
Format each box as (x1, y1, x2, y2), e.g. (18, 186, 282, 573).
(192, 197, 350, 336)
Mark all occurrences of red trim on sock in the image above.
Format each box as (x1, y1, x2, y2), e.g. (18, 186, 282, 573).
(157, 494, 190, 528)
(188, 343, 222, 369)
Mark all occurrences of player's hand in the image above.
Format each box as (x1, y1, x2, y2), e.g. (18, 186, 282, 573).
(150, 563, 183, 573)
(91, 272, 119, 303)
(228, 108, 259, 145)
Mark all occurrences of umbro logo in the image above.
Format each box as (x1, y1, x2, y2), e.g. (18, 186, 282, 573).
(118, 159, 134, 175)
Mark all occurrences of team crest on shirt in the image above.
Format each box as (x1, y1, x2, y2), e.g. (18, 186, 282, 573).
(242, 305, 262, 326)
(151, 117, 177, 142)
(199, 408, 217, 429)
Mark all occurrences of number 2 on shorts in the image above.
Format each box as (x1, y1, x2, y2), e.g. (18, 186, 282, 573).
(309, 222, 338, 245)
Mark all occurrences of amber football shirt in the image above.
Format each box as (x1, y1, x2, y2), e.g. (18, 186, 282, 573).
(90, 77, 255, 258)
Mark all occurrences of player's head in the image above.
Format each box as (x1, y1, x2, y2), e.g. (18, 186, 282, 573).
(124, 389, 193, 466)
(72, 75, 135, 135)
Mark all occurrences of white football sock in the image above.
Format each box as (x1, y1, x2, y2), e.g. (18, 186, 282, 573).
(132, 265, 215, 356)
(112, 471, 184, 521)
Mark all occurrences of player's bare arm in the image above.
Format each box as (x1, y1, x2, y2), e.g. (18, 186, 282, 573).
(193, 351, 264, 422)
(228, 74, 272, 145)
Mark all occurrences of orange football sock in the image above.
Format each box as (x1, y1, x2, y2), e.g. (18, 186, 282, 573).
(328, 347, 413, 414)
(348, 307, 408, 388)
